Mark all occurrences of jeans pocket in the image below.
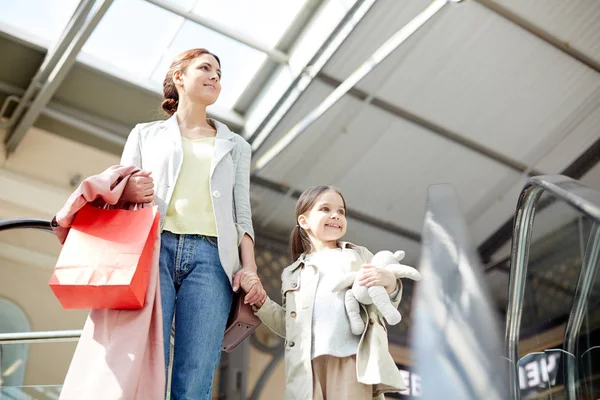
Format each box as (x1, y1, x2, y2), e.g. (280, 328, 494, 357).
(204, 235, 219, 248)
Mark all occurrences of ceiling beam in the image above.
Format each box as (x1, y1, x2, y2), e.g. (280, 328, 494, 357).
(4, 0, 113, 154)
(250, 175, 422, 243)
(144, 0, 289, 64)
(316, 72, 543, 176)
(474, 0, 600, 75)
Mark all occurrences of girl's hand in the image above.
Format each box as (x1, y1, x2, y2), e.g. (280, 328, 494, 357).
(237, 271, 267, 306)
(356, 264, 397, 293)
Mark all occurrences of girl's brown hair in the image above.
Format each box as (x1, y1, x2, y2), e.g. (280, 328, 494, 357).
(290, 185, 346, 261)
(161, 48, 221, 116)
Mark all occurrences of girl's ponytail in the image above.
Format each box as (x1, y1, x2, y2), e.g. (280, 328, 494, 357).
(290, 225, 310, 261)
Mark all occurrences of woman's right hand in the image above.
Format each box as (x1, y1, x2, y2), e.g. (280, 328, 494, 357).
(122, 170, 154, 204)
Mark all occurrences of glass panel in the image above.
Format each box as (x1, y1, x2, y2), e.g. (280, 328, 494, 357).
(515, 191, 600, 398)
(412, 184, 508, 398)
(575, 222, 600, 399)
(191, 0, 307, 48)
(0, 0, 80, 45)
(81, 0, 185, 79)
(149, 20, 267, 109)
(0, 0, 312, 111)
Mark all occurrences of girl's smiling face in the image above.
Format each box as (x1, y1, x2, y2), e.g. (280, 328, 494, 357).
(298, 190, 347, 250)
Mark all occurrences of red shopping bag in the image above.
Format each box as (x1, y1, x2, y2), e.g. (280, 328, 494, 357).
(49, 204, 160, 310)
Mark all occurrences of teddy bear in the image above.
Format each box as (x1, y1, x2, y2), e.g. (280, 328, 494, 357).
(333, 250, 422, 335)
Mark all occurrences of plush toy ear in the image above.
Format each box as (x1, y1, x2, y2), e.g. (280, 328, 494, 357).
(393, 251, 406, 262)
(332, 272, 358, 292)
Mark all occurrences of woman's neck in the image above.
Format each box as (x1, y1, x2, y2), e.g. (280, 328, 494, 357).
(175, 98, 213, 130)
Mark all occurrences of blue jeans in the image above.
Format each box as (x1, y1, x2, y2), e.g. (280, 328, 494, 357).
(159, 231, 233, 400)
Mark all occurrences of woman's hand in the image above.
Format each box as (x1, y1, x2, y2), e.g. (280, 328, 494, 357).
(233, 267, 267, 306)
(356, 264, 397, 293)
(122, 170, 154, 204)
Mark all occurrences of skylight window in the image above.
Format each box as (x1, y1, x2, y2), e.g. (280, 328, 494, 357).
(0, 0, 308, 111)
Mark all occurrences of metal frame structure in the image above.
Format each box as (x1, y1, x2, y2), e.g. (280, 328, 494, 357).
(0, 0, 95, 130)
(0, 0, 318, 154)
(4, 0, 114, 154)
(245, 0, 377, 146)
(504, 175, 600, 399)
(145, 0, 289, 64)
(252, 0, 450, 171)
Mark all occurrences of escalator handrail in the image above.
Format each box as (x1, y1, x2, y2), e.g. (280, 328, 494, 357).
(505, 174, 600, 399)
(0, 218, 53, 232)
(524, 175, 600, 223)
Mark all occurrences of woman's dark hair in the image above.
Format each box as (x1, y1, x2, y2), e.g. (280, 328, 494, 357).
(290, 185, 346, 261)
(161, 48, 221, 115)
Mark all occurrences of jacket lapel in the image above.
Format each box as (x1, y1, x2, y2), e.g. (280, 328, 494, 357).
(164, 115, 236, 178)
(163, 114, 182, 148)
(161, 115, 182, 186)
(210, 119, 235, 177)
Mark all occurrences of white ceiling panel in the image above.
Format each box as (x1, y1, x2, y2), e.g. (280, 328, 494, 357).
(334, 116, 519, 234)
(494, 0, 600, 65)
(350, 0, 600, 168)
(469, 177, 526, 244)
(533, 99, 600, 173)
(255, 80, 365, 180)
(259, 97, 520, 234)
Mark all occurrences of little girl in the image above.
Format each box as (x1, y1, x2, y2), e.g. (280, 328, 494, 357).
(242, 185, 413, 400)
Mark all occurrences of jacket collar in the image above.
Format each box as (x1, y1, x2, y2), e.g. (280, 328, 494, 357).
(161, 113, 236, 141)
(290, 241, 357, 271)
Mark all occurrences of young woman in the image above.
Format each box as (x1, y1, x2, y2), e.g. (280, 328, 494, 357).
(120, 48, 267, 400)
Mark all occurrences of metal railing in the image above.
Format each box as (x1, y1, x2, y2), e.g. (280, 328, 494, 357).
(505, 175, 600, 399)
(0, 218, 83, 345)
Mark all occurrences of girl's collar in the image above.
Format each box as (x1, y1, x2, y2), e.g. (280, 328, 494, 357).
(291, 241, 356, 271)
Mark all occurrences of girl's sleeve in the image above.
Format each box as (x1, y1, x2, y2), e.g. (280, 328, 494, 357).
(254, 292, 286, 338)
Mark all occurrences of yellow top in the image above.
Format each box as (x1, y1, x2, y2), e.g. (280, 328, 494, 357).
(163, 137, 217, 237)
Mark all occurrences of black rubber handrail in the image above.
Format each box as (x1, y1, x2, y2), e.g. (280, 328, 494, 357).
(0, 218, 53, 232)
